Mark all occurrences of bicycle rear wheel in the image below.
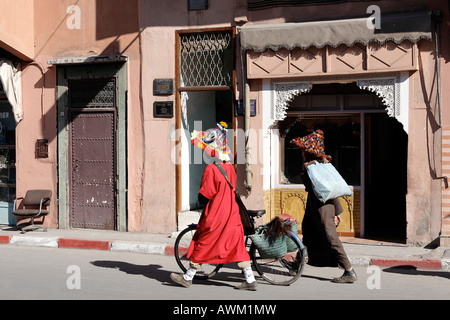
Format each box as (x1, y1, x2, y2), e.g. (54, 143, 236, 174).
(250, 231, 307, 286)
(173, 225, 222, 280)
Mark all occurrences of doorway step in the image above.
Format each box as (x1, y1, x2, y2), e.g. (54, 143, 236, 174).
(177, 210, 201, 231)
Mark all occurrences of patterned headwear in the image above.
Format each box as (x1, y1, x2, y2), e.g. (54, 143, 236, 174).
(291, 129, 332, 163)
(191, 121, 233, 162)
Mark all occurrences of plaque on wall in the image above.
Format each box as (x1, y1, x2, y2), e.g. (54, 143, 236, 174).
(153, 79, 173, 95)
(235, 99, 256, 116)
(188, 0, 208, 10)
(153, 101, 174, 118)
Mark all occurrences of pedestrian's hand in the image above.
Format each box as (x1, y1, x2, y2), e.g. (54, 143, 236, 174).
(334, 215, 341, 227)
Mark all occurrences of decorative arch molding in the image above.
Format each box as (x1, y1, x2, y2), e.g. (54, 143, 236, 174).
(264, 80, 311, 134)
(265, 72, 409, 133)
(271, 81, 312, 122)
(281, 191, 307, 211)
(356, 75, 400, 118)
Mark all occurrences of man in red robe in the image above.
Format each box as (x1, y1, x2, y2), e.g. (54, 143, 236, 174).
(170, 122, 257, 291)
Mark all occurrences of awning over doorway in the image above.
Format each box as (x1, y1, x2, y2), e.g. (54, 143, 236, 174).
(47, 54, 128, 66)
(240, 11, 432, 52)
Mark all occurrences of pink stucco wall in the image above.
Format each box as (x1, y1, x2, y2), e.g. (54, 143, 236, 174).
(14, 0, 143, 230)
(1, 0, 448, 244)
(430, 0, 450, 244)
(0, 0, 34, 61)
(137, 0, 245, 232)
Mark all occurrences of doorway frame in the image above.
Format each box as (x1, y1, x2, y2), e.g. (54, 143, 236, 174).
(263, 72, 410, 238)
(68, 107, 117, 230)
(175, 27, 237, 217)
(56, 62, 128, 231)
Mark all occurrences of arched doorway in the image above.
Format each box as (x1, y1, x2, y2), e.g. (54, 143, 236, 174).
(278, 82, 407, 242)
(364, 113, 407, 241)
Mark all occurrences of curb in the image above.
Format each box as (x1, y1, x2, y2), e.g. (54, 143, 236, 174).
(10, 235, 59, 248)
(0, 235, 10, 244)
(111, 241, 167, 255)
(370, 258, 443, 270)
(1, 234, 448, 271)
(59, 238, 111, 251)
(2, 234, 169, 255)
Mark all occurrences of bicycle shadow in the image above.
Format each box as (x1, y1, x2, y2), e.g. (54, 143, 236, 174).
(89, 260, 246, 288)
(300, 274, 333, 282)
(90, 260, 169, 283)
(197, 266, 252, 288)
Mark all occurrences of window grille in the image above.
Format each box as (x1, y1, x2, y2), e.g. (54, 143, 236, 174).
(69, 79, 116, 108)
(179, 32, 233, 88)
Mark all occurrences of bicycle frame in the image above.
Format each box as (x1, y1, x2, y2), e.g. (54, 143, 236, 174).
(175, 218, 308, 285)
(191, 221, 305, 251)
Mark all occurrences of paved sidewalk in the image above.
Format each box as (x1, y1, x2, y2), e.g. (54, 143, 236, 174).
(1, 226, 449, 271)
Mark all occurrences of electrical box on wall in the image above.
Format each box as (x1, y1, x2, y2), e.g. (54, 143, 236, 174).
(36, 139, 48, 159)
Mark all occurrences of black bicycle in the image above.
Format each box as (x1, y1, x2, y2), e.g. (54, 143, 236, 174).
(174, 210, 308, 286)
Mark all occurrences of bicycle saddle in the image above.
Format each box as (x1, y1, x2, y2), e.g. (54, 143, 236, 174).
(247, 209, 266, 218)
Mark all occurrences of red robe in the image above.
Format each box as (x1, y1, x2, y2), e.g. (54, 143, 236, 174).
(187, 163, 250, 264)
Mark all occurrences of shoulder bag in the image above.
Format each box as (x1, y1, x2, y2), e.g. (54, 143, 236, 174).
(306, 161, 352, 203)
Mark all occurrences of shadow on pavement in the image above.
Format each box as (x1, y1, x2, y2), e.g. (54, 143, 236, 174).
(382, 266, 450, 280)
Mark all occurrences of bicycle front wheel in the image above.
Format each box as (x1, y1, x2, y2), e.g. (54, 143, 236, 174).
(173, 225, 222, 280)
(250, 231, 307, 286)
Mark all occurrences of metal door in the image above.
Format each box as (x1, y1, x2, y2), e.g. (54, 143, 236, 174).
(68, 78, 117, 230)
(70, 111, 116, 230)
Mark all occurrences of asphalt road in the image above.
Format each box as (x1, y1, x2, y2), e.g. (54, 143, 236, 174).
(0, 245, 449, 301)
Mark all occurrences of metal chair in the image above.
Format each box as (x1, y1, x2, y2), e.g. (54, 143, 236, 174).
(13, 190, 52, 233)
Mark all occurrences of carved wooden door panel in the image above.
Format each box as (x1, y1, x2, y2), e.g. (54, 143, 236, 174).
(70, 111, 116, 230)
(68, 79, 117, 230)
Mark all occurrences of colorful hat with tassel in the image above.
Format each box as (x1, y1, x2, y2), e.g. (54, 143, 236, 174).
(291, 129, 332, 162)
(191, 121, 233, 162)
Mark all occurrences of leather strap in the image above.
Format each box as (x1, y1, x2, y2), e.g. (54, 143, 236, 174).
(214, 163, 236, 192)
